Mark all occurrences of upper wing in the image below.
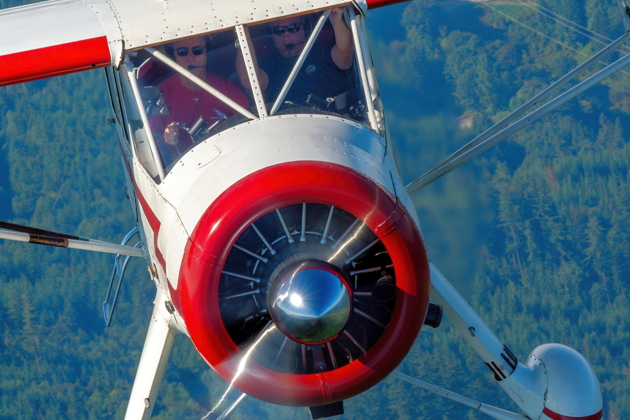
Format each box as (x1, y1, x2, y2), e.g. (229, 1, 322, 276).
(0, 0, 120, 86)
(0, 0, 358, 87)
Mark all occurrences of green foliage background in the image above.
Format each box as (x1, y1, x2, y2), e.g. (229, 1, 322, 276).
(0, 0, 628, 419)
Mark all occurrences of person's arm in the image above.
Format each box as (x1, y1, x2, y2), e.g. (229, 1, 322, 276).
(236, 49, 269, 92)
(151, 113, 180, 146)
(329, 8, 354, 70)
(163, 122, 180, 145)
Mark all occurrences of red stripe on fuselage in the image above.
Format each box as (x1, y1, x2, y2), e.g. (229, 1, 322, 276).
(136, 188, 167, 271)
(543, 408, 603, 420)
(0, 37, 111, 87)
(117, 142, 135, 184)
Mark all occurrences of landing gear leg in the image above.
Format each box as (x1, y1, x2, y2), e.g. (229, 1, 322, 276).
(124, 288, 177, 420)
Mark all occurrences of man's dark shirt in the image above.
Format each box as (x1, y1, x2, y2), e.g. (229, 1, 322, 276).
(259, 41, 354, 106)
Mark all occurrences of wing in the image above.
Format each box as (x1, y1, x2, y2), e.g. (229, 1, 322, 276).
(0, 0, 366, 87)
(0, 0, 118, 86)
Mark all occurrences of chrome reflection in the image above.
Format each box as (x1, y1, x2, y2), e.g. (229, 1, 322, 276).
(204, 323, 275, 419)
(218, 203, 397, 375)
(269, 262, 352, 344)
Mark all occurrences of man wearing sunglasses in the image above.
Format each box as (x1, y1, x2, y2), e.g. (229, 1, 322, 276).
(236, 8, 354, 107)
(151, 36, 249, 165)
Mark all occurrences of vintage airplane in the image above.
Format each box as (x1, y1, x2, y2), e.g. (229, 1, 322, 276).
(0, 0, 620, 418)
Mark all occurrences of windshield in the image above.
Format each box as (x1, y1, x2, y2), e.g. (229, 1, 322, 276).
(128, 5, 382, 173)
(135, 29, 250, 169)
(236, 8, 368, 122)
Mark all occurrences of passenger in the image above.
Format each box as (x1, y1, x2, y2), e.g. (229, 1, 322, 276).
(236, 8, 354, 108)
(151, 36, 249, 165)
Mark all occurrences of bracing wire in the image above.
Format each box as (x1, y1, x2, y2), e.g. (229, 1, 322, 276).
(516, 0, 630, 52)
(521, 0, 625, 43)
(404, 3, 630, 195)
(483, 3, 630, 76)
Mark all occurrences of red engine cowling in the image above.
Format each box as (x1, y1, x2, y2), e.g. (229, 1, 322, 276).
(173, 161, 430, 407)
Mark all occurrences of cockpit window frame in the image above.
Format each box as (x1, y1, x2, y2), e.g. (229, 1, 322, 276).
(144, 47, 257, 121)
(347, 7, 382, 134)
(118, 4, 386, 181)
(121, 56, 167, 181)
(236, 6, 385, 135)
(267, 9, 332, 116)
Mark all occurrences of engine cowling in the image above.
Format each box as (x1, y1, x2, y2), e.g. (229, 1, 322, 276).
(175, 161, 430, 406)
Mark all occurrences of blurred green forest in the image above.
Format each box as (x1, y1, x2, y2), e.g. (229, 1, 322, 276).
(0, 0, 629, 419)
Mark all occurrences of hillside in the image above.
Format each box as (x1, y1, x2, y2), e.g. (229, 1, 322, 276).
(0, 0, 628, 419)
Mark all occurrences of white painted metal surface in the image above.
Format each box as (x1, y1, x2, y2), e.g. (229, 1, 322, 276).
(430, 263, 603, 420)
(500, 343, 603, 419)
(150, 115, 413, 290)
(0, 0, 105, 55)
(534, 344, 602, 418)
(430, 263, 516, 378)
(499, 360, 546, 419)
(106, 0, 354, 49)
(0, 0, 355, 67)
(0, 0, 122, 63)
(125, 288, 178, 420)
(235, 25, 268, 117)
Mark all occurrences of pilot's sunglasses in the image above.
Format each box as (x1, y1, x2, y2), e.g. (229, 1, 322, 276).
(272, 23, 303, 36)
(176, 46, 205, 57)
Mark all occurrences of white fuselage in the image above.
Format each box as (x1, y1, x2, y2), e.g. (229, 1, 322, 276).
(129, 113, 418, 327)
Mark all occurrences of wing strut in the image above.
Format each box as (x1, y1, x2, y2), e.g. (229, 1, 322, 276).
(391, 371, 528, 420)
(405, 30, 630, 196)
(0, 220, 144, 257)
(428, 263, 602, 420)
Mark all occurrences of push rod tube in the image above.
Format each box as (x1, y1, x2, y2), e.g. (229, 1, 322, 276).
(406, 39, 630, 195)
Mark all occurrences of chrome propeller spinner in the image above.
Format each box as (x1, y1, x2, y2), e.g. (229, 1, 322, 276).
(268, 260, 352, 345)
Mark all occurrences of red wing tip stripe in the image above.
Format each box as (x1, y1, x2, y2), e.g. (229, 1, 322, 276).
(0, 37, 110, 86)
(543, 407, 603, 420)
(365, 0, 409, 9)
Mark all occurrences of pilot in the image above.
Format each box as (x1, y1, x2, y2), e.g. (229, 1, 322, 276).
(151, 36, 249, 165)
(236, 8, 354, 108)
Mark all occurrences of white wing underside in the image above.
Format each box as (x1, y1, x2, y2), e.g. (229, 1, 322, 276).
(0, 0, 356, 76)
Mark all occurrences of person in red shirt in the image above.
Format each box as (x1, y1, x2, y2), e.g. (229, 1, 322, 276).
(151, 36, 249, 166)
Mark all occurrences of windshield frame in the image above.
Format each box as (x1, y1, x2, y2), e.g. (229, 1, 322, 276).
(122, 5, 386, 180)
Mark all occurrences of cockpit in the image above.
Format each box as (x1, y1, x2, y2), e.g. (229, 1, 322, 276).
(105, 5, 385, 181)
